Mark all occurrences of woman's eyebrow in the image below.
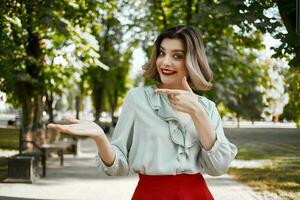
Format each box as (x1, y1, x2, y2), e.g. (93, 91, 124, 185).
(160, 46, 184, 53)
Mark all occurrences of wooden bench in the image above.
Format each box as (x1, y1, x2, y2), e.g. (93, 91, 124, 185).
(4, 127, 78, 183)
(5, 140, 76, 184)
(22, 140, 76, 177)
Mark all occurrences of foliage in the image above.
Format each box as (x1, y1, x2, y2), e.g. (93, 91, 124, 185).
(128, 0, 299, 124)
(130, 0, 269, 121)
(229, 0, 300, 124)
(82, 0, 136, 123)
(1, 0, 299, 131)
(0, 0, 107, 140)
(282, 68, 300, 127)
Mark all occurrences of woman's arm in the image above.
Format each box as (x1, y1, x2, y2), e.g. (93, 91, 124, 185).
(189, 107, 216, 151)
(47, 116, 116, 166)
(155, 76, 216, 150)
(155, 77, 237, 176)
(198, 102, 238, 176)
(96, 89, 136, 176)
(92, 135, 115, 166)
(48, 89, 136, 176)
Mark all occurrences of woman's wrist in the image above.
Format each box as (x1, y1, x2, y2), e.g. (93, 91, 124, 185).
(91, 132, 105, 141)
(190, 102, 205, 119)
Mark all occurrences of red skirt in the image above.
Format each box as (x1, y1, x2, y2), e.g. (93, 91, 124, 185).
(132, 173, 214, 200)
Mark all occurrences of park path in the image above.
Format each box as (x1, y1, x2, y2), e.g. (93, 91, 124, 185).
(0, 138, 266, 200)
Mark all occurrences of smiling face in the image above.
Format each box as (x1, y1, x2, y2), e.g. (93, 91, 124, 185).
(156, 38, 188, 89)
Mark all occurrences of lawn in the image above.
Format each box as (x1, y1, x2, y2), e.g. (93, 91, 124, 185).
(0, 127, 19, 181)
(225, 128, 300, 200)
(0, 127, 19, 150)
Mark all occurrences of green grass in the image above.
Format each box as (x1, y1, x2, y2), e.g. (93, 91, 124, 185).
(0, 127, 19, 181)
(0, 127, 19, 150)
(229, 158, 300, 200)
(225, 128, 300, 200)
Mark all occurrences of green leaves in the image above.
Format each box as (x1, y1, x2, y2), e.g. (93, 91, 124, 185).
(133, 0, 288, 122)
(1, 0, 298, 128)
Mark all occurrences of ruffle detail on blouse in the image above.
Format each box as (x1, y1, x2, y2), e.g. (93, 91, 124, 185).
(144, 85, 211, 150)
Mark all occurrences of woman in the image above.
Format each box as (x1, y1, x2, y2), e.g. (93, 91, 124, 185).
(48, 26, 238, 199)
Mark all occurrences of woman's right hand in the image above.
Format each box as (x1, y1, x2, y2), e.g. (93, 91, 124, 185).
(47, 115, 105, 140)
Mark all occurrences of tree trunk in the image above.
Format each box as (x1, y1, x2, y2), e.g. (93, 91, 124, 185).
(32, 94, 43, 132)
(21, 97, 34, 135)
(24, 32, 43, 144)
(21, 97, 34, 150)
(277, 0, 300, 65)
(75, 95, 80, 120)
(46, 91, 54, 123)
(108, 89, 119, 127)
(93, 83, 104, 122)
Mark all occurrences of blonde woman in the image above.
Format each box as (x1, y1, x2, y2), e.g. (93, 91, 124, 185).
(48, 26, 238, 199)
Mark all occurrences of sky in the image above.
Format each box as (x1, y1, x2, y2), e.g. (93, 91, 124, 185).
(130, 47, 146, 79)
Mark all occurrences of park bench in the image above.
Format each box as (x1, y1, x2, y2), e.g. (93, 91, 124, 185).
(21, 139, 77, 177)
(6, 140, 76, 183)
(4, 127, 77, 183)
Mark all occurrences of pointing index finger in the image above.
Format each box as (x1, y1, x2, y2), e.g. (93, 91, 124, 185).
(154, 89, 182, 95)
(182, 76, 193, 92)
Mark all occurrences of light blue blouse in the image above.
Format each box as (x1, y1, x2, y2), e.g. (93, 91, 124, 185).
(96, 85, 238, 176)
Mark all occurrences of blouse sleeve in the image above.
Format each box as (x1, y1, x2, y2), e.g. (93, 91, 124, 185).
(95, 90, 135, 176)
(199, 102, 238, 176)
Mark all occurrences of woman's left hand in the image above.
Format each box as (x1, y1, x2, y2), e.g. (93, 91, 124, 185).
(154, 77, 204, 116)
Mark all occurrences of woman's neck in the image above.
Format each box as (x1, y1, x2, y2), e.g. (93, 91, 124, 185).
(159, 83, 184, 90)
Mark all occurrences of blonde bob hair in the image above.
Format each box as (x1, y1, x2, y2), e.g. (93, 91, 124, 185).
(143, 25, 213, 91)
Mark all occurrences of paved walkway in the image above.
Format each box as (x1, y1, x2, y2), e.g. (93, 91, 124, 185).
(0, 139, 265, 200)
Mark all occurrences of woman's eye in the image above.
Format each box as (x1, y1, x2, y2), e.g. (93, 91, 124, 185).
(174, 54, 183, 59)
(158, 51, 165, 56)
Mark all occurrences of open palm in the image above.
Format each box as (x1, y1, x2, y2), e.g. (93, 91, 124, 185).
(47, 116, 105, 139)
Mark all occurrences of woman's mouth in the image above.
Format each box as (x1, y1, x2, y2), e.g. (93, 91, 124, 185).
(161, 69, 177, 76)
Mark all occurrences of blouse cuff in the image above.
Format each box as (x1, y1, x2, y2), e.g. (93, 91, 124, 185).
(95, 150, 120, 175)
(200, 134, 238, 176)
(201, 136, 222, 155)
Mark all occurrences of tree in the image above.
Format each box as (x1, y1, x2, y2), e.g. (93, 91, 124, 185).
(129, 0, 269, 123)
(0, 0, 106, 144)
(282, 68, 300, 126)
(84, 0, 136, 124)
(227, 0, 300, 126)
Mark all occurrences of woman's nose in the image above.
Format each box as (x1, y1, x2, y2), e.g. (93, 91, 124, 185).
(162, 55, 172, 67)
